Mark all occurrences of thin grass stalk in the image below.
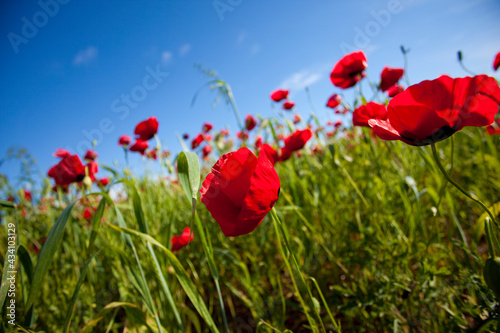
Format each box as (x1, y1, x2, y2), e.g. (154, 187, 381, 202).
(270, 208, 323, 332)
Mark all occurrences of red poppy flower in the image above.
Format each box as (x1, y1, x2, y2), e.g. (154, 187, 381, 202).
(98, 177, 110, 187)
(283, 101, 295, 110)
(254, 136, 262, 148)
(119, 135, 131, 146)
(53, 148, 71, 158)
(237, 131, 249, 141)
(48, 155, 86, 186)
(334, 120, 342, 128)
(86, 161, 99, 181)
(83, 207, 92, 220)
(326, 94, 342, 109)
(134, 117, 158, 141)
(200, 147, 280, 237)
(129, 140, 149, 154)
(31, 237, 47, 255)
(369, 75, 500, 146)
(183, 133, 189, 140)
(387, 84, 404, 98)
(147, 150, 157, 160)
(379, 67, 404, 92)
(330, 51, 368, 89)
(202, 145, 212, 157)
(84, 150, 98, 161)
(23, 189, 32, 201)
(171, 227, 194, 251)
(486, 123, 500, 135)
(283, 129, 313, 151)
(220, 129, 229, 136)
(279, 147, 293, 162)
(493, 51, 500, 71)
(261, 144, 279, 165)
(353, 102, 388, 127)
(270, 89, 289, 102)
(191, 134, 204, 149)
(293, 114, 301, 124)
(245, 114, 258, 131)
(202, 123, 213, 133)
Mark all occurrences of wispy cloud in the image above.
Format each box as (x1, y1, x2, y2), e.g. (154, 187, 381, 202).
(73, 46, 98, 66)
(237, 32, 246, 45)
(278, 68, 324, 91)
(161, 51, 173, 65)
(179, 43, 192, 57)
(448, 0, 490, 14)
(250, 43, 261, 56)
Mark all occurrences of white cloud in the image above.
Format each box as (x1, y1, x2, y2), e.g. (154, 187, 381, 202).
(237, 32, 246, 45)
(278, 69, 324, 91)
(179, 43, 192, 57)
(250, 43, 261, 55)
(161, 51, 173, 65)
(73, 46, 98, 66)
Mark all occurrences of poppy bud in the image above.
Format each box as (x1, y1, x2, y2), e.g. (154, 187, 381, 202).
(483, 257, 500, 300)
(82, 176, 92, 190)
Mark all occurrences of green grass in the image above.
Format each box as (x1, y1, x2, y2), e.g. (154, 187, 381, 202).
(1, 124, 499, 332)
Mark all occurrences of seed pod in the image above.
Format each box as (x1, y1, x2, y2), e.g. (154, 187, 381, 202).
(483, 257, 500, 300)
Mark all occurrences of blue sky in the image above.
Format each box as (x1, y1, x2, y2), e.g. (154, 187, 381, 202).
(1, 0, 499, 189)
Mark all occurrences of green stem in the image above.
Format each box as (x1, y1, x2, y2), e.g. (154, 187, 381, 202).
(226, 85, 244, 132)
(193, 205, 229, 333)
(485, 219, 496, 258)
(270, 208, 323, 333)
(430, 143, 498, 228)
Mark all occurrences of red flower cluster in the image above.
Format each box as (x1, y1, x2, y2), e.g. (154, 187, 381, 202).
(200, 147, 280, 237)
(48, 154, 98, 186)
(369, 75, 500, 146)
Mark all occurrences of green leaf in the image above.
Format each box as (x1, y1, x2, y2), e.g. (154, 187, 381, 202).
(106, 223, 220, 333)
(177, 151, 201, 204)
(0, 200, 15, 209)
(25, 201, 77, 312)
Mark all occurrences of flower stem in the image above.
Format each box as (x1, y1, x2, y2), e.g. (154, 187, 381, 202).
(270, 208, 325, 333)
(485, 218, 496, 258)
(430, 143, 498, 228)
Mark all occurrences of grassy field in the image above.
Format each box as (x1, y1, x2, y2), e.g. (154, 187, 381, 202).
(1, 117, 499, 332)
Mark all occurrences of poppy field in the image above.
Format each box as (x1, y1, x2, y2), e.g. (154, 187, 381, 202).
(1, 50, 500, 333)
